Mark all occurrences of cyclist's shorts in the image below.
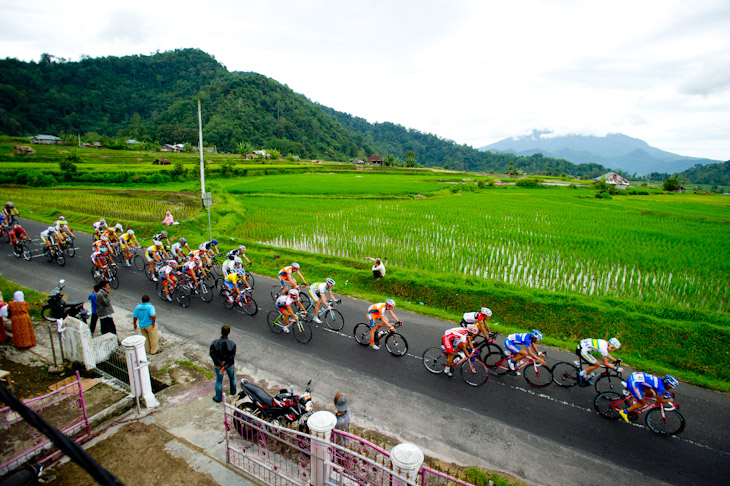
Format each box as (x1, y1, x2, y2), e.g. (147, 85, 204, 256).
(625, 376, 647, 400)
(224, 280, 237, 291)
(308, 287, 320, 302)
(367, 314, 382, 327)
(503, 339, 521, 354)
(41, 236, 49, 244)
(441, 335, 456, 353)
(279, 276, 292, 286)
(276, 302, 288, 312)
(91, 256, 103, 265)
(145, 252, 155, 262)
(577, 345, 598, 365)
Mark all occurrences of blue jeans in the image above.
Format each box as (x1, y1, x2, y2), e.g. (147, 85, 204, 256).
(214, 364, 236, 402)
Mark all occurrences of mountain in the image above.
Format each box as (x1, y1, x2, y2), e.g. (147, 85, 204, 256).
(480, 130, 722, 176)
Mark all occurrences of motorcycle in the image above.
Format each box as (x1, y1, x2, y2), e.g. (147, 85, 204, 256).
(0, 463, 43, 486)
(234, 379, 314, 434)
(41, 279, 89, 324)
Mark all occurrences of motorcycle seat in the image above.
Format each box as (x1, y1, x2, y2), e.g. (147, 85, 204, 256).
(241, 382, 275, 407)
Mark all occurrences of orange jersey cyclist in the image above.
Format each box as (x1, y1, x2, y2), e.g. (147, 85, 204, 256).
(366, 299, 398, 350)
(277, 262, 307, 294)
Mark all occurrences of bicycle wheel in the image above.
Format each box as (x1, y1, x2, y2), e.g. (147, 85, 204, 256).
(353, 323, 371, 346)
(65, 237, 76, 257)
(645, 409, 685, 436)
(323, 309, 345, 331)
(478, 343, 503, 367)
(199, 282, 214, 303)
(109, 274, 120, 289)
(270, 285, 282, 301)
(241, 293, 258, 316)
(133, 254, 145, 271)
(594, 374, 624, 394)
(245, 270, 255, 288)
(175, 286, 191, 308)
(144, 265, 154, 281)
(12, 243, 21, 258)
(294, 321, 313, 344)
(43, 247, 53, 262)
(422, 348, 447, 374)
(385, 333, 408, 356)
(460, 359, 489, 387)
(155, 282, 166, 300)
(488, 353, 512, 376)
(523, 363, 552, 387)
(219, 288, 235, 309)
(55, 251, 65, 266)
(267, 311, 284, 334)
(594, 392, 623, 420)
(22, 243, 32, 261)
(551, 362, 580, 388)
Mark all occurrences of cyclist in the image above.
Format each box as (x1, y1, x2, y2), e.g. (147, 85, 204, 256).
(9, 223, 29, 253)
(366, 299, 399, 350)
(91, 247, 112, 276)
(183, 256, 205, 286)
(92, 218, 108, 239)
(3, 201, 19, 222)
(198, 239, 220, 265)
(226, 245, 252, 266)
(442, 324, 480, 377)
(577, 337, 622, 384)
(152, 229, 172, 249)
(170, 237, 190, 262)
(618, 373, 678, 423)
(121, 229, 141, 265)
(145, 241, 168, 282)
(221, 255, 237, 276)
(277, 262, 307, 295)
(503, 330, 546, 371)
(460, 307, 493, 342)
(275, 288, 307, 333)
(92, 235, 111, 254)
(308, 278, 337, 323)
(159, 259, 179, 302)
(40, 226, 58, 251)
(223, 270, 247, 304)
(54, 216, 75, 240)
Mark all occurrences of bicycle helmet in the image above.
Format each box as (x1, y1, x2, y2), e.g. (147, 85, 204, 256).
(14, 224, 22, 229)
(609, 337, 621, 349)
(153, 240, 162, 246)
(292, 262, 300, 270)
(99, 218, 106, 224)
(115, 223, 123, 231)
(101, 247, 109, 254)
(663, 375, 679, 388)
(127, 229, 135, 236)
(211, 239, 218, 245)
(7, 201, 13, 207)
(160, 230, 168, 236)
(101, 235, 109, 242)
(326, 278, 335, 287)
(168, 259, 176, 265)
(179, 237, 187, 245)
(234, 257, 242, 265)
(58, 220, 68, 226)
(288, 288, 300, 298)
(47, 226, 56, 233)
(466, 324, 479, 335)
(193, 256, 201, 264)
(385, 298, 395, 308)
(239, 245, 246, 251)
(481, 307, 492, 317)
(531, 329, 543, 341)
(59, 215, 65, 221)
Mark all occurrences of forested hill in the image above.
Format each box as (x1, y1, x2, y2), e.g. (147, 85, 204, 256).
(0, 48, 611, 177)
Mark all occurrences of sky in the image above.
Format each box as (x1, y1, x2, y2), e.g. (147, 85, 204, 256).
(1, 0, 729, 161)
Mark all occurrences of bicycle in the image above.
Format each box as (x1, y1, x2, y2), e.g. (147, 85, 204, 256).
(353, 321, 408, 357)
(57, 233, 76, 257)
(0, 224, 10, 243)
(144, 260, 165, 281)
(91, 264, 120, 289)
(122, 245, 145, 270)
(155, 276, 191, 307)
(180, 273, 214, 303)
(11, 237, 33, 261)
(266, 310, 313, 343)
(594, 391, 685, 436)
(269, 283, 311, 308)
(42, 243, 65, 266)
(217, 283, 258, 315)
(485, 350, 553, 387)
(302, 299, 344, 331)
(552, 357, 624, 392)
(471, 330, 503, 367)
(422, 347, 489, 387)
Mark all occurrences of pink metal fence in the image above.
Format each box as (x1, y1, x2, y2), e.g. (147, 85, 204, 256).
(0, 371, 91, 476)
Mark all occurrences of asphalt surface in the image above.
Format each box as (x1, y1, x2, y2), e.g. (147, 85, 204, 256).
(2, 218, 729, 486)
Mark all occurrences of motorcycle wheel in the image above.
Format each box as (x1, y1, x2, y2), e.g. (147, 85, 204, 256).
(41, 305, 57, 322)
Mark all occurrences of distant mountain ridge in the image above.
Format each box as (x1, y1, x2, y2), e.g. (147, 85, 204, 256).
(479, 131, 722, 176)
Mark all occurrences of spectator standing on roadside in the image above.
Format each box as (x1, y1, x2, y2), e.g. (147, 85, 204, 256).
(88, 286, 99, 336)
(8, 291, 35, 348)
(210, 325, 236, 403)
(133, 295, 159, 355)
(366, 257, 386, 280)
(95, 281, 118, 343)
(334, 392, 350, 445)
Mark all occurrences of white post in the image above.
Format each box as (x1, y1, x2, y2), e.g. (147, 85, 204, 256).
(198, 99, 205, 195)
(122, 335, 159, 409)
(307, 411, 337, 486)
(390, 443, 424, 486)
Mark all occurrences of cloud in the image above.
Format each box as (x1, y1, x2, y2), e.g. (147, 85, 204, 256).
(679, 59, 730, 96)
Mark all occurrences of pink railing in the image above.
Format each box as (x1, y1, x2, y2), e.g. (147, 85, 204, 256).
(0, 371, 91, 476)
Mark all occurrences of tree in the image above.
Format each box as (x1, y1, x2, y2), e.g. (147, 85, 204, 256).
(406, 150, 416, 167)
(662, 175, 682, 192)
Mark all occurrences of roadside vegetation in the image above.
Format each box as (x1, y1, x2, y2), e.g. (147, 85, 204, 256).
(2, 139, 729, 392)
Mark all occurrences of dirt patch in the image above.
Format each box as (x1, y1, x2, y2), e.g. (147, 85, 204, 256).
(47, 422, 219, 486)
(0, 354, 75, 401)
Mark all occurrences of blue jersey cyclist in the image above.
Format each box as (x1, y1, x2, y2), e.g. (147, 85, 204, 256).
(619, 372, 678, 422)
(503, 330, 546, 370)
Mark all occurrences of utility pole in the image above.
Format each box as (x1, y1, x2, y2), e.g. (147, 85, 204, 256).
(198, 99, 212, 240)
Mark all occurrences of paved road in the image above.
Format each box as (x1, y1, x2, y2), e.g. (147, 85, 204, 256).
(2, 218, 729, 486)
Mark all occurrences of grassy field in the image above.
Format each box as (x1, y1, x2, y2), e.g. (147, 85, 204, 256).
(2, 139, 730, 391)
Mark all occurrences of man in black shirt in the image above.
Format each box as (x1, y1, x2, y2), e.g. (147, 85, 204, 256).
(210, 325, 237, 403)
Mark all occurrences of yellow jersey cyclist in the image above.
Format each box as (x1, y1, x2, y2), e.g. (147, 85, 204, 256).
(460, 307, 493, 343)
(120, 229, 141, 265)
(224, 270, 251, 304)
(577, 337, 622, 384)
(145, 241, 169, 282)
(170, 237, 190, 262)
(503, 330, 546, 371)
(224, 257, 251, 288)
(275, 288, 307, 333)
(40, 226, 59, 250)
(618, 373, 678, 423)
(308, 278, 337, 323)
(366, 299, 399, 350)
(277, 262, 307, 295)
(442, 325, 480, 377)
(54, 216, 75, 240)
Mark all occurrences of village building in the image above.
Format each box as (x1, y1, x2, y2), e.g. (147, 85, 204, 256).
(366, 155, 383, 166)
(30, 134, 61, 145)
(596, 172, 630, 190)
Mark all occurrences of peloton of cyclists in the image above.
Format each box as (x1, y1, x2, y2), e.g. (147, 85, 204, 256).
(460, 307, 493, 342)
(577, 337, 622, 384)
(366, 299, 399, 350)
(275, 288, 307, 333)
(618, 373, 679, 423)
(442, 324, 480, 377)
(277, 262, 307, 295)
(308, 278, 337, 323)
(503, 329, 546, 371)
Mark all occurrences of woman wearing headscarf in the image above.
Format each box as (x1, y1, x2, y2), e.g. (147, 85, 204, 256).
(8, 290, 35, 348)
(0, 291, 8, 343)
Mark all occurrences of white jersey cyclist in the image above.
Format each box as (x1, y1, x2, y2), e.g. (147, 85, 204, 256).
(221, 258, 237, 276)
(578, 338, 611, 364)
